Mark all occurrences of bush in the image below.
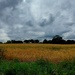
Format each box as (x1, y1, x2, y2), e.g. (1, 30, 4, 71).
(0, 49, 4, 60)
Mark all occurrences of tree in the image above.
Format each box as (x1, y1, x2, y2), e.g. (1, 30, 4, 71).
(52, 35, 63, 44)
(6, 40, 12, 44)
(34, 40, 39, 43)
(43, 39, 48, 43)
(0, 42, 2, 44)
(24, 40, 30, 43)
(29, 39, 35, 43)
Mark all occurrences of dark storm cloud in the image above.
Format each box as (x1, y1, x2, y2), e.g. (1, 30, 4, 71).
(26, 20, 34, 27)
(0, 0, 21, 10)
(40, 14, 55, 26)
(0, 0, 75, 42)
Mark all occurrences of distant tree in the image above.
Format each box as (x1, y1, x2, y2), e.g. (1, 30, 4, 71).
(34, 40, 39, 43)
(6, 40, 12, 44)
(43, 39, 48, 43)
(67, 40, 75, 44)
(52, 35, 63, 44)
(24, 40, 30, 43)
(0, 42, 2, 44)
(52, 35, 62, 40)
(16, 40, 23, 43)
(29, 39, 34, 43)
(47, 40, 52, 44)
(10, 40, 14, 43)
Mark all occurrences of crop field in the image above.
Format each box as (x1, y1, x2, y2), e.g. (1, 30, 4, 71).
(0, 44, 75, 63)
(0, 44, 75, 75)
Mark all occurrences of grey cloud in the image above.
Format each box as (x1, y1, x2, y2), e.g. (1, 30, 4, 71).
(0, 0, 75, 42)
(0, 0, 21, 10)
(26, 20, 34, 27)
(40, 14, 55, 26)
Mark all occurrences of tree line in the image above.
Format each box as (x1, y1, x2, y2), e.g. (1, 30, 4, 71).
(1, 35, 75, 44)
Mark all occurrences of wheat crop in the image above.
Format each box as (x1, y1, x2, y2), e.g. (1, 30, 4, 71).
(0, 44, 75, 63)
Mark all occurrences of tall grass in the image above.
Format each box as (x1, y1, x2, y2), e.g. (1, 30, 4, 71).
(0, 60, 75, 75)
(0, 48, 5, 60)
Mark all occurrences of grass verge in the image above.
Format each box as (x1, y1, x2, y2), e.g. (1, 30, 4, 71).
(0, 59, 75, 75)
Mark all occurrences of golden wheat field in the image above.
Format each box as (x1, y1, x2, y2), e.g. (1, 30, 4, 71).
(0, 44, 75, 63)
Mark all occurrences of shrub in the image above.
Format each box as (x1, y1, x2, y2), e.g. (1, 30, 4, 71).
(0, 49, 4, 60)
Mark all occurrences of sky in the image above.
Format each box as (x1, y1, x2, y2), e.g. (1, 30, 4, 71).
(0, 0, 75, 42)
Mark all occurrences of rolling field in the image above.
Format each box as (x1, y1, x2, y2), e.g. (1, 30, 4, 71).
(0, 44, 75, 63)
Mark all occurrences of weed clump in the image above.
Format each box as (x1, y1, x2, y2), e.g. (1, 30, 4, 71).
(0, 48, 5, 60)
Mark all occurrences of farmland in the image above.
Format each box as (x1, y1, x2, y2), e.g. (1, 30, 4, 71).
(0, 44, 75, 75)
(0, 44, 75, 62)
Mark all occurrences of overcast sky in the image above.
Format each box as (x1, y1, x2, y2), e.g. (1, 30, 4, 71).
(0, 0, 75, 42)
